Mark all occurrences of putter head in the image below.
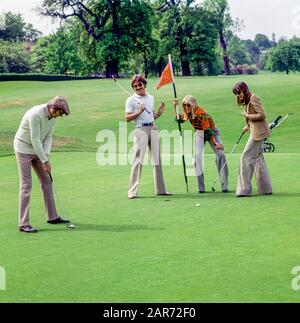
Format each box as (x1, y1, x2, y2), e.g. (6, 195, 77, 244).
(211, 186, 216, 192)
(112, 75, 117, 82)
(67, 223, 75, 229)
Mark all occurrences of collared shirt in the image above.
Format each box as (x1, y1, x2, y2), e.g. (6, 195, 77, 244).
(14, 104, 56, 163)
(125, 92, 155, 127)
(178, 107, 215, 142)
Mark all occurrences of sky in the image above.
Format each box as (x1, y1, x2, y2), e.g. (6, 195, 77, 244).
(0, 0, 300, 40)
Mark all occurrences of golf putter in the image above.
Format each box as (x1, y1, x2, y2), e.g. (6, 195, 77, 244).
(211, 131, 245, 192)
(48, 172, 75, 229)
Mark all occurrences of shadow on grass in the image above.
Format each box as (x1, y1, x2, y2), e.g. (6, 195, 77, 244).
(136, 192, 236, 199)
(131, 191, 300, 200)
(39, 224, 165, 233)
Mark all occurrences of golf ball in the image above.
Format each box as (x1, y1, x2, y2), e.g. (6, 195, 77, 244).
(196, 204, 200, 207)
(68, 224, 75, 229)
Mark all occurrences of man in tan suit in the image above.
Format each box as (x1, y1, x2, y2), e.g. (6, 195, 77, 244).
(233, 82, 273, 197)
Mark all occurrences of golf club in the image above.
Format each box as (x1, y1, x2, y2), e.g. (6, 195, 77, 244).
(272, 113, 293, 129)
(112, 75, 151, 114)
(211, 130, 245, 192)
(48, 172, 75, 229)
(269, 115, 282, 130)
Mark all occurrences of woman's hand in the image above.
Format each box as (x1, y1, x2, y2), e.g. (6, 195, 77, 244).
(241, 111, 249, 118)
(243, 126, 250, 132)
(215, 143, 224, 150)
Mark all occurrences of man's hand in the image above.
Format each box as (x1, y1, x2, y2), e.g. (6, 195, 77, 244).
(243, 126, 250, 132)
(43, 161, 51, 173)
(138, 104, 145, 115)
(158, 103, 165, 115)
(241, 111, 249, 118)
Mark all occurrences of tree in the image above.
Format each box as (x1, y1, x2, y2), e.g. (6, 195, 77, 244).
(0, 12, 42, 42)
(0, 40, 31, 73)
(185, 6, 219, 75)
(271, 33, 277, 47)
(244, 39, 260, 65)
(228, 36, 251, 65)
(39, 0, 154, 77)
(254, 33, 272, 50)
(24, 23, 42, 42)
(155, 1, 219, 76)
(203, 0, 241, 75)
(266, 40, 300, 74)
(156, 0, 194, 76)
(31, 25, 82, 75)
(0, 12, 25, 41)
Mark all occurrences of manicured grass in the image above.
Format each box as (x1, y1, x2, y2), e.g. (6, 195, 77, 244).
(0, 74, 300, 302)
(0, 152, 300, 302)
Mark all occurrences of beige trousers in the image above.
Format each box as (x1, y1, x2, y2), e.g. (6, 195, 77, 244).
(15, 153, 58, 226)
(208, 134, 228, 191)
(236, 136, 273, 196)
(194, 130, 205, 192)
(128, 126, 167, 197)
(197, 133, 229, 192)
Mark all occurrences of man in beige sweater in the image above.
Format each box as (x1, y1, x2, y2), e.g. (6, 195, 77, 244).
(14, 96, 70, 233)
(233, 82, 273, 197)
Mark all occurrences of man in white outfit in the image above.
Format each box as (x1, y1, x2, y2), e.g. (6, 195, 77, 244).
(125, 74, 171, 199)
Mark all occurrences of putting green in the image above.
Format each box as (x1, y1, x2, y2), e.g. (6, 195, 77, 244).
(0, 151, 300, 302)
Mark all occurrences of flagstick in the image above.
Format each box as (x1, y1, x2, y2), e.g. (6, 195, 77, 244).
(168, 55, 189, 193)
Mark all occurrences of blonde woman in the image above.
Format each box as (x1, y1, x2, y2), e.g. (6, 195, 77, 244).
(174, 96, 225, 193)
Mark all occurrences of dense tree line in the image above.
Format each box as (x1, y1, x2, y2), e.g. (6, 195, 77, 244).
(1, 1, 300, 77)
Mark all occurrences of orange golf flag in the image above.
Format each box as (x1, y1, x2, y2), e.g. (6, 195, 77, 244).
(156, 63, 174, 90)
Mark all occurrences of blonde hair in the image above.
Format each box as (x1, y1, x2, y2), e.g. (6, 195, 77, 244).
(182, 95, 199, 120)
(47, 96, 70, 115)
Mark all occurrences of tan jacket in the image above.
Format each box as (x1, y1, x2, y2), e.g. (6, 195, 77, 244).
(246, 94, 270, 141)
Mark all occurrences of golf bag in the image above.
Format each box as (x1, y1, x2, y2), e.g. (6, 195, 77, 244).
(263, 114, 293, 153)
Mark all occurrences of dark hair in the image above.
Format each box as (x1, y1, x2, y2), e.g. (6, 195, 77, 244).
(131, 74, 147, 88)
(233, 82, 252, 106)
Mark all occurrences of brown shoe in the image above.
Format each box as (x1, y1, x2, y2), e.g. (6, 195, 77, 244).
(19, 225, 38, 233)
